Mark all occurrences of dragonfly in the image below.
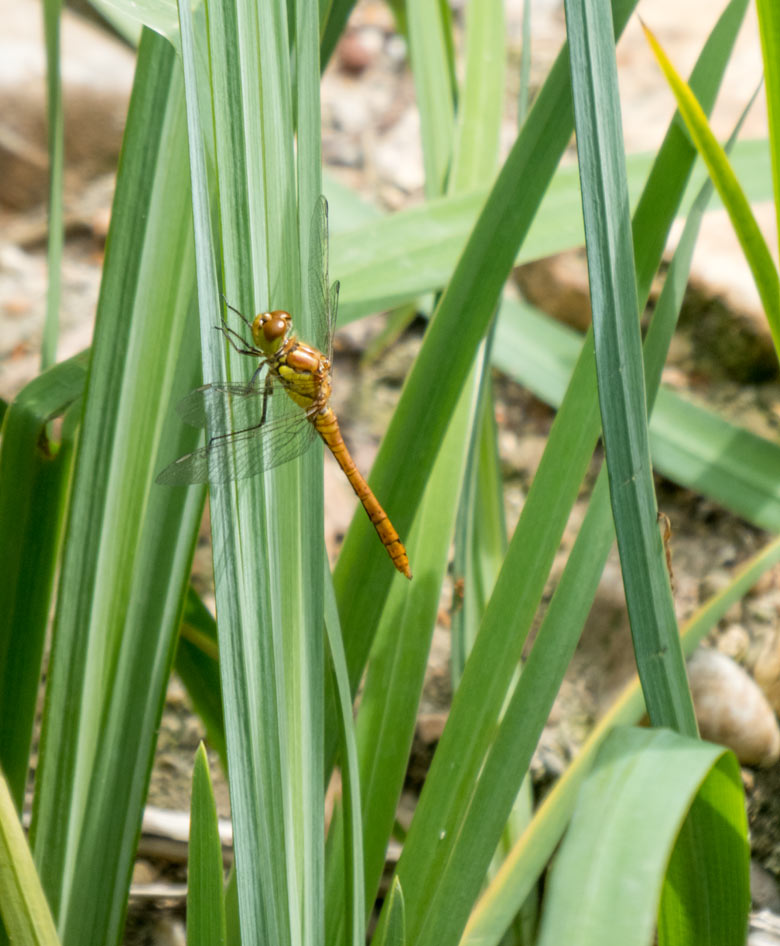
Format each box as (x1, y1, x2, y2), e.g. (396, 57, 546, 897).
(157, 197, 411, 580)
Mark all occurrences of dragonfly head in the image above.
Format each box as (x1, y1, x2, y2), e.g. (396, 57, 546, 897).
(252, 310, 291, 355)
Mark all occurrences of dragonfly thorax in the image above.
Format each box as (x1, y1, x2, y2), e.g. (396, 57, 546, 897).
(251, 310, 292, 355)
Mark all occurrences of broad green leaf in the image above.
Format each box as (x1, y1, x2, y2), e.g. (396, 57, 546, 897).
(536, 728, 747, 946)
(658, 758, 750, 944)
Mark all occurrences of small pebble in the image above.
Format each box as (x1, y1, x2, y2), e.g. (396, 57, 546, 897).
(338, 28, 382, 74)
(717, 624, 750, 661)
(752, 860, 780, 912)
(152, 916, 186, 946)
(131, 859, 157, 886)
(385, 34, 407, 65)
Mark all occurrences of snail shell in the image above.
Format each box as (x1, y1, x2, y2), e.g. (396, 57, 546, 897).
(688, 648, 780, 767)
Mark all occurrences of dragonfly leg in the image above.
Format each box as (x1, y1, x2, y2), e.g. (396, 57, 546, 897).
(260, 372, 274, 426)
(221, 294, 254, 330)
(216, 322, 258, 356)
(201, 370, 273, 454)
(205, 417, 266, 452)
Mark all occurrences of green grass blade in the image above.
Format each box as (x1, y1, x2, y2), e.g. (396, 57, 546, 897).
(566, 0, 695, 733)
(42, 0, 64, 369)
(0, 772, 60, 946)
(756, 0, 780, 243)
(536, 729, 747, 946)
(518, 0, 532, 123)
(224, 869, 240, 946)
(450, 350, 507, 682)
(92, 0, 179, 45)
(373, 878, 405, 946)
(650, 390, 780, 529)
(324, 574, 365, 946)
(631, 0, 750, 303)
(406, 0, 456, 196)
(320, 0, 356, 70)
(462, 167, 727, 918)
(175, 590, 225, 771)
(187, 745, 227, 946)
(30, 31, 203, 945)
(0, 354, 85, 808)
(457, 471, 615, 946)
(324, 6, 502, 865)
(448, 0, 507, 679)
(448, 0, 504, 192)
(644, 22, 780, 354)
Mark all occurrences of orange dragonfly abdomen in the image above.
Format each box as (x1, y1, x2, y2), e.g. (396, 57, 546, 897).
(314, 408, 411, 579)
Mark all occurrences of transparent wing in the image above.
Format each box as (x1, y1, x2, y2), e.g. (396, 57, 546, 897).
(157, 402, 317, 485)
(175, 375, 276, 432)
(329, 280, 340, 360)
(157, 378, 317, 485)
(309, 195, 336, 360)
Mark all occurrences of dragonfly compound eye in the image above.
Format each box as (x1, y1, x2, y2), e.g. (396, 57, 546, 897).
(252, 310, 291, 351)
(264, 311, 291, 342)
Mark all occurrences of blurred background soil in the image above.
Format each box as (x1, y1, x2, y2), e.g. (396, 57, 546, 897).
(3, 1, 780, 942)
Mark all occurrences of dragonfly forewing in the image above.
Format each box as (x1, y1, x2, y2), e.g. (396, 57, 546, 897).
(174, 378, 275, 432)
(329, 280, 340, 359)
(156, 403, 318, 485)
(309, 196, 336, 359)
